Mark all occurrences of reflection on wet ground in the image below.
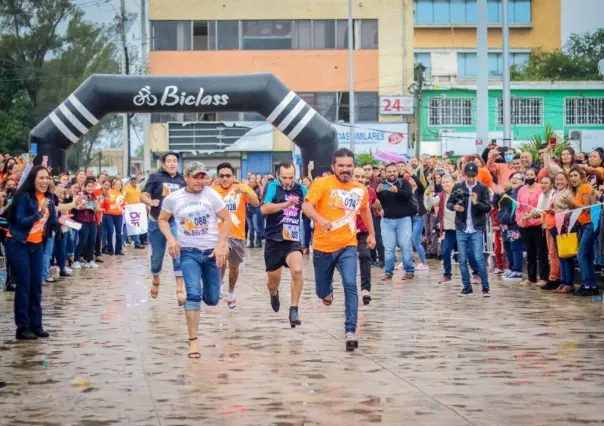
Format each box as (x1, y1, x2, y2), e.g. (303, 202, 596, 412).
(1, 247, 604, 425)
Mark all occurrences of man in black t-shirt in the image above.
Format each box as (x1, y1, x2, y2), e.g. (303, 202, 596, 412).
(260, 161, 307, 328)
(141, 152, 186, 305)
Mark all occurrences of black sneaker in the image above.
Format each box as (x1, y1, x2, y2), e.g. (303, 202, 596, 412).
(4, 282, 16, 292)
(573, 287, 599, 297)
(135, 244, 144, 249)
(256, 241, 263, 248)
(270, 290, 280, 312)
(288, 306, 301, 328)
(34, 328, 50, 338)
(458, 287, 474, 297)
(482, 289, 491, 298)
(16, 328, 37, 340)
(541, 280, 560, 291)
(345, 332, 358, 352)
(362, 290, 371, 305)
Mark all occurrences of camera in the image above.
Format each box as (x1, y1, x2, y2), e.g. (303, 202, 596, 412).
(449, 188, 469, 206)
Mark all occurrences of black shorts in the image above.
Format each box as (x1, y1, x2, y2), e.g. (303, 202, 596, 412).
(264, 240, 302, 272)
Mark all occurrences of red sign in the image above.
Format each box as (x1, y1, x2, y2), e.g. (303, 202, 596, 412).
(388, 133, 404, 145)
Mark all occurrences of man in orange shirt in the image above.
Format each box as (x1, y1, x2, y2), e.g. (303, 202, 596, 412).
(303, 148, 376, 351)
(213, 162, 259, 308)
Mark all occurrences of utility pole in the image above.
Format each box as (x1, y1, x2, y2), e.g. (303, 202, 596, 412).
(119, 0, 131, 177)
(414, 64, 425, 158)
(347, 0, 356, 153)
(502, 0, 512, 148)
(140, 0, 151, 173)
(476, 0, 489, 152)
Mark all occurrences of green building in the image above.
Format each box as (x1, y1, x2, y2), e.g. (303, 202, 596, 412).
(419, 81, 604, 155)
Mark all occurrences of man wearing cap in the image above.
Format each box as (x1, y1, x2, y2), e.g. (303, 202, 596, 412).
(124, 175, 144, 249)
(447, 162, 492, 297)
(159, 161, 232, 359)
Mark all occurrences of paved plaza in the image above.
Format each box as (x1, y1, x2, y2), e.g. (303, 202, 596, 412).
(1, 247, 604, 425)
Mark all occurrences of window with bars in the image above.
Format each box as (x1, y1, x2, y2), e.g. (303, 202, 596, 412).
(565, 98, 604, 125)
(429, 98, 474, 126)
(497, 97, 542, 125)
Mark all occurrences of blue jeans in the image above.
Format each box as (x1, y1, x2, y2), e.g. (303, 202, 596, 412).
(130, 234, 141, 245)
(180, 248, 221, 311)
(66, 229, 76, 257)
(442, 230, 456, 277)
(411, 215, 426, 264)
(75, 222, 97, 263)
(42, 234, 55, 280)
(53, 233, 67, 273)
(313, 246, 358, 333)
(503, 239, 524, 273)
(247, 210, 265, 243)
(577, 224, 596, 288)
(6, 239, 44, 329)
(101, 216, 109, 250)
(104, 214, 124, 255)
(381, 217, 414, 275)
(148, 219, 182, 277)
(456, 230, 489, 290)
(302, 215, 312, 247)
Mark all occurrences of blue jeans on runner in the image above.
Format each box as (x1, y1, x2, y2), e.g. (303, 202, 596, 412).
(7, 239, 44, 329)
(148, 219, 182, 277)
(313, 246, 358, 333)
(577, 224, 597, 289)
(180, 248, 221, 311)
(42, 234, 55, 280)
(456, 230, 489, 290)
(104, 214, 124, 255)
(381, 217, 414, 276)
(442, 230, 456, 277)
(411, 215, 427, 264)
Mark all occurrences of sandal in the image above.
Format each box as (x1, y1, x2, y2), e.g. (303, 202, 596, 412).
(176, 290, 185, 306)
(150, 278, 160, 298)
(322, 293, 333, 306)
(188, 337, 201, 359)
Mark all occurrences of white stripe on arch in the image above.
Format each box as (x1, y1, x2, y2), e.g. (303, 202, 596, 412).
(277, 100, 305, 132)
(49, 112, 79, 143)
(266, 91, 295, 124)
(287, 109, 316, 140)
(58, 104, 89, 134)
(68, 94, 99, 125)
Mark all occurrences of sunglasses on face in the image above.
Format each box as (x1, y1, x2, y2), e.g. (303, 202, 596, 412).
(219, 174, 233, 178)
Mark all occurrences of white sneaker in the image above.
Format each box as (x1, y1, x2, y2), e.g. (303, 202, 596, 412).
(396, 262, 403, 270)
(415, 263, 430, 271)
(81, 262, 90, 268)
(72, 261, 82, 269)
(62, 267, 73, 276)
(87, 261, 99, 269)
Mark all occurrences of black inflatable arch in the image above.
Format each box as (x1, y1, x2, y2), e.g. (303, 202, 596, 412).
(30, 73, 337, 175)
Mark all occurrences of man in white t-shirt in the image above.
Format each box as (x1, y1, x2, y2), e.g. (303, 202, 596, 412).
(159, 161, 232, 359)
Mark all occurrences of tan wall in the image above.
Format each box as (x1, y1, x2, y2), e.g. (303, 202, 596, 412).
(150, 123, 168, 152)
(414, 0, 561, 50)
(149, 0, 414, 100)
(273, 129, 293, 152)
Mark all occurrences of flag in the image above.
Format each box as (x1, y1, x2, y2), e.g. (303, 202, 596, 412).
(555, 212, 565, 235)
(568, 209, 582, 233)
(510, 198, 517, 219)
(591, 204, 602, 231)
(123, 203, 148, 235)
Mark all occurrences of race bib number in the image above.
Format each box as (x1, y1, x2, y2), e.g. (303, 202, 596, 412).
(332, 189, 362, 211)
(282, 223, 301, 241)
(162, 183, 180, 197)
(183, 212, 211, 236)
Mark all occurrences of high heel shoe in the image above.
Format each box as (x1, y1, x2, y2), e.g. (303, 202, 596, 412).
(289, 306, 301, 328)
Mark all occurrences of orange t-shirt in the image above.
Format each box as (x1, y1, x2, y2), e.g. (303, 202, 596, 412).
(28, 193, 50, 244)
(213, 184, 253, 241)
(94, 188, 103, 224)
(575, 183, 592, 225)
(305, 175, 369, 253)
(477, 167, 493, 189)
(106, 189, 125, 215)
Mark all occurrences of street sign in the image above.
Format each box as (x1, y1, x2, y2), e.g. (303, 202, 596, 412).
(379, 96, 414, 115)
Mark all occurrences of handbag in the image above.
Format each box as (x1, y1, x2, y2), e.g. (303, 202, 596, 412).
(556, 232, 579, 258)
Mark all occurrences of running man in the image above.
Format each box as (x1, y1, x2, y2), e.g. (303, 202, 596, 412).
(213, 162, 260, 308)
(141, 152, 186, 305)
(159, 162, 231, 359)
(261, 161, 307, 328)
(302, 148, 376, 351)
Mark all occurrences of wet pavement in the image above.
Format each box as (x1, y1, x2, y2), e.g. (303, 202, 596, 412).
(1, 247, 604, 426)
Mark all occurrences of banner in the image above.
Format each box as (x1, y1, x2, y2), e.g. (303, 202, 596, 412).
(568, 210, 581, 233)
(123, 203, 148, 235)
(555, 212, 565, 235)
(591, 204, 602, 231)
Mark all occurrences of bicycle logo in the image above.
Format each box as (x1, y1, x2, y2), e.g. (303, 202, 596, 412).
(133, 86, 157, 106)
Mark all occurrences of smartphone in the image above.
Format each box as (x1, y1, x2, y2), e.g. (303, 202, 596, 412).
(30, 143, 38, 156)
(309, 161, 314, 168)
(23, 153, 30, 163)
(42, 155, 48, 167)
(382, 182, 391, 190)
(549, 137, 557, 147)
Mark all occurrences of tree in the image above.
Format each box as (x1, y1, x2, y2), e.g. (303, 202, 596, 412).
(512, 29, 604, 81)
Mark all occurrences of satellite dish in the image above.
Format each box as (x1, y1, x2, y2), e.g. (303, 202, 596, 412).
(598, 59, 604, 76)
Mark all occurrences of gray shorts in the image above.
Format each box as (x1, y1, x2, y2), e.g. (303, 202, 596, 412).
(227, 237, 247, 265)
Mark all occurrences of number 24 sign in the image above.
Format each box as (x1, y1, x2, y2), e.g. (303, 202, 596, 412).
(380, 96, 414, 115)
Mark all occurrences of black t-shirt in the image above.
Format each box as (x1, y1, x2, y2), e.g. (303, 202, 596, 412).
(263, 180, 307, 242)
(143, 170, 185, 220)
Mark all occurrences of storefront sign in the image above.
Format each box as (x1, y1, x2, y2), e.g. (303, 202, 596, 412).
(334, 122, 409, 155)
(379, 96, 414, 115)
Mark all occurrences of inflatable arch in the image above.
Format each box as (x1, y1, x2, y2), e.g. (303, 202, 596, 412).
(30, 73, 338, 176)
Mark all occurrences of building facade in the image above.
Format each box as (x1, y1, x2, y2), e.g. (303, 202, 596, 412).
(414, 0, 562, 82)
(147, 0, 415, 174)
(419, 82, 604, 155)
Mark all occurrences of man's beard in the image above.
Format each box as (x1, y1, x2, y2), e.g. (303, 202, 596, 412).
(387, 176, 397, 183)
(337, 172, 351, 182)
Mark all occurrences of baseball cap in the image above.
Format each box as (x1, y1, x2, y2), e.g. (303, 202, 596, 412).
(464, 162, 479, 176)
(184, 161, 208, 176)
(129, 175, 137, 180)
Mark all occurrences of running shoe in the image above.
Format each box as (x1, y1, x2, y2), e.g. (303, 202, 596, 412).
(458, 287, 474, 297)
(345, 332, 358, 351)
(415, 263, 430, 271)
(87, 262, 99, 269)
(71, 261, 82, 269)
(439, 276, 452, 284)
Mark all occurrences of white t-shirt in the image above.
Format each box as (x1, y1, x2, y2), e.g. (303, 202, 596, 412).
(161, 187, 226, 251)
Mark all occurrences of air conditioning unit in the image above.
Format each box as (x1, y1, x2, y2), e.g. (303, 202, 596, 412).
(568, 129, 582, 150)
